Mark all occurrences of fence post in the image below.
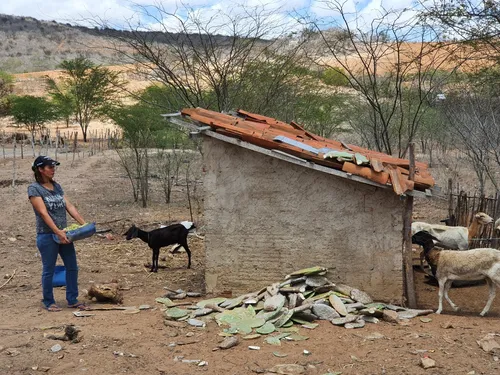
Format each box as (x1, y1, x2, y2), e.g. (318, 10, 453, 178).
(11, 138, 17, 190)
(403, 143, 417, 308)
(72, 132, 78, 166)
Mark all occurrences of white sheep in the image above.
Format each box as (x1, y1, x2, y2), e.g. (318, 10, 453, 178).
(495, 218, 500, 233)
(413, 230, 500, 316)
(412, 212, 493, 250)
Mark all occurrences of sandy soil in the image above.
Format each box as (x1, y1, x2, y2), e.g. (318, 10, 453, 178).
(1, 152, 500, 375)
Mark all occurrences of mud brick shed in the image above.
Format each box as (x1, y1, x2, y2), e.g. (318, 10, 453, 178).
(170, 108, 436, 303)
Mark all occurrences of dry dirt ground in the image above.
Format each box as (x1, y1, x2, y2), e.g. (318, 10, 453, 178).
(1, 151, 500, 375)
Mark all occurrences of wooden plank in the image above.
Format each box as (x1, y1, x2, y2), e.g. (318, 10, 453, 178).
(403, 143, 417, 309)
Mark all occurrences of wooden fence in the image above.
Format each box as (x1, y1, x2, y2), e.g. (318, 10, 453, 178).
(1, 128, 120, 161)
(1, 128, 120, 190)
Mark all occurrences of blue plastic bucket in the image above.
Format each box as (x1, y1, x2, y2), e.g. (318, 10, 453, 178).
(53, 222, 96, 244)
(52, 265, 66, 287)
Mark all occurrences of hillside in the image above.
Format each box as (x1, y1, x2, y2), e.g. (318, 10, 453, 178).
(0, 14, 272, 74)
(0, 15, 126, 73)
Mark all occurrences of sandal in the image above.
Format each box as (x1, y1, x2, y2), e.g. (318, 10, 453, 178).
(68, 302, 91, 311)
(46, 304, 62, 312)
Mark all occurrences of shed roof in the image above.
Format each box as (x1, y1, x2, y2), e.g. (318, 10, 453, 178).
(179, 108, 435, 195)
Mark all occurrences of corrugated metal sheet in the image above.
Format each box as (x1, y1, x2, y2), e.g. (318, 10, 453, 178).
(181, 108, 434, 195)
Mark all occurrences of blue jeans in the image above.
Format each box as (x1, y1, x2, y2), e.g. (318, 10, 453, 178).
(36, 234, 79, 308)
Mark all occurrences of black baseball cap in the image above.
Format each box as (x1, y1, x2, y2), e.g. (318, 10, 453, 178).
(32, 156, 60, 171)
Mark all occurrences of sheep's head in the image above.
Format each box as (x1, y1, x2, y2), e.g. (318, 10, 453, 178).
(180, 221, 196, 231)
(474, 212, 493, 225)
(412, 231, 438, 252)
(123, 225, 139, 240)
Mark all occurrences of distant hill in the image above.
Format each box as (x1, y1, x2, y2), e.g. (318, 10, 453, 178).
(0, 14, 255, 74)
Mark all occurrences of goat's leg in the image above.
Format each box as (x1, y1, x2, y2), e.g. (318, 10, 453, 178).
(480, 278, 496, 317)
(443, 280, 459, 311)
(170, 244, 182, 254)
(180, 240, 191, 269)
(150, 249, 156, 272)
(154, 248, 160, 272)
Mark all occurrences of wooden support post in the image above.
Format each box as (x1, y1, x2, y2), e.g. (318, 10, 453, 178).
(403, 143, 417, 308)
(448, 178, 453, 220)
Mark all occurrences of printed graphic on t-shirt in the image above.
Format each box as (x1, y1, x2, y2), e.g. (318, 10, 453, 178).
(44, 194, 65, 210)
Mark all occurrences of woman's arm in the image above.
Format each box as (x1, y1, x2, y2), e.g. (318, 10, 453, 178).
(64, 197, 86, 225)
(29, 196, 70, 244)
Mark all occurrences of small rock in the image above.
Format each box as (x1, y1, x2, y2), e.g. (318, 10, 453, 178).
(181, 359, 201, 364)
(420, 356, 436, 369)
(187, 292, 202, 297)
(267, 363, 306, 374)
(364, 332, 385, 340)
(8, 237, 16, 242)
(218, 336, 239, 350)
(58, 354, 64, 359)
(39, 367, 50, 372)
(467, 371, 476, 375)
(186, 332, 194, 337)
(5, 348, 20, 356)
(248, 346, 261, 350)
(382, 310, 399, 324)
(303, 350, 311, 356)
(163, 319, 186, 328)
(477, 333, 500, 353)
(187, 318, 205, 327)
(198, 361, 208, 367)
(441, 321, 454, 329)
(311, 304, 340, 320)
(51, 344, 62, 353)
(139, 305, 151, 310)
(420, 317, 432, 323)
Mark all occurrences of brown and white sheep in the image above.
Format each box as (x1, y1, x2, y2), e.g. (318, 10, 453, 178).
(412, 230, 500, 316)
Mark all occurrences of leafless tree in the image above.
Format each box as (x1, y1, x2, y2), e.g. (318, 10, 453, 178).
(305, 1, 469, 157)
(97, 4, 305, 113)
(421, 0, 500, 61)
(440, 82, 500, 194)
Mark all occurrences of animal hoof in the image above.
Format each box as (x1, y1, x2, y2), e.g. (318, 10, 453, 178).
(435, 310, 442, 314)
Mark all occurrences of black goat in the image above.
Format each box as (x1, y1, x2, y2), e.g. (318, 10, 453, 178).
(123, 222, 195, 272)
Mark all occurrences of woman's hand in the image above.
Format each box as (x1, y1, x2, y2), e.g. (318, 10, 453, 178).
(55, 229, 70, 244)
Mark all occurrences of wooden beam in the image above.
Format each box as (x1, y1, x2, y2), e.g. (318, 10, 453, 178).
(402, 143, 417, 308)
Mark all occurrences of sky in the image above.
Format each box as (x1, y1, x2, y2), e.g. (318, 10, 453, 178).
(0, 0, 421, 36)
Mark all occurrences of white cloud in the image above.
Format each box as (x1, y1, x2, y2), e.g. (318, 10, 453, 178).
(0, 0, 424, 34)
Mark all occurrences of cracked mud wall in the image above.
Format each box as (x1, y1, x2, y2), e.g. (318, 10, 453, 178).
(203, 137, 404, 302)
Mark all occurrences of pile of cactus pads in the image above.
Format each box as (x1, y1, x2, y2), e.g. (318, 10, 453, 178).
(157, 266, 432, 342)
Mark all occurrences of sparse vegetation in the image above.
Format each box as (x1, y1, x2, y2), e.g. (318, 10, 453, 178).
(9, 95, 57, 139)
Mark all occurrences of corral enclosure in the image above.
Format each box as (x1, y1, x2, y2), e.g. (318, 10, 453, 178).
(203, 136, 405, 302)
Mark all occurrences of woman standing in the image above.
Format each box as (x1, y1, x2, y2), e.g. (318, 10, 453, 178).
(28, 155, 89, 312)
